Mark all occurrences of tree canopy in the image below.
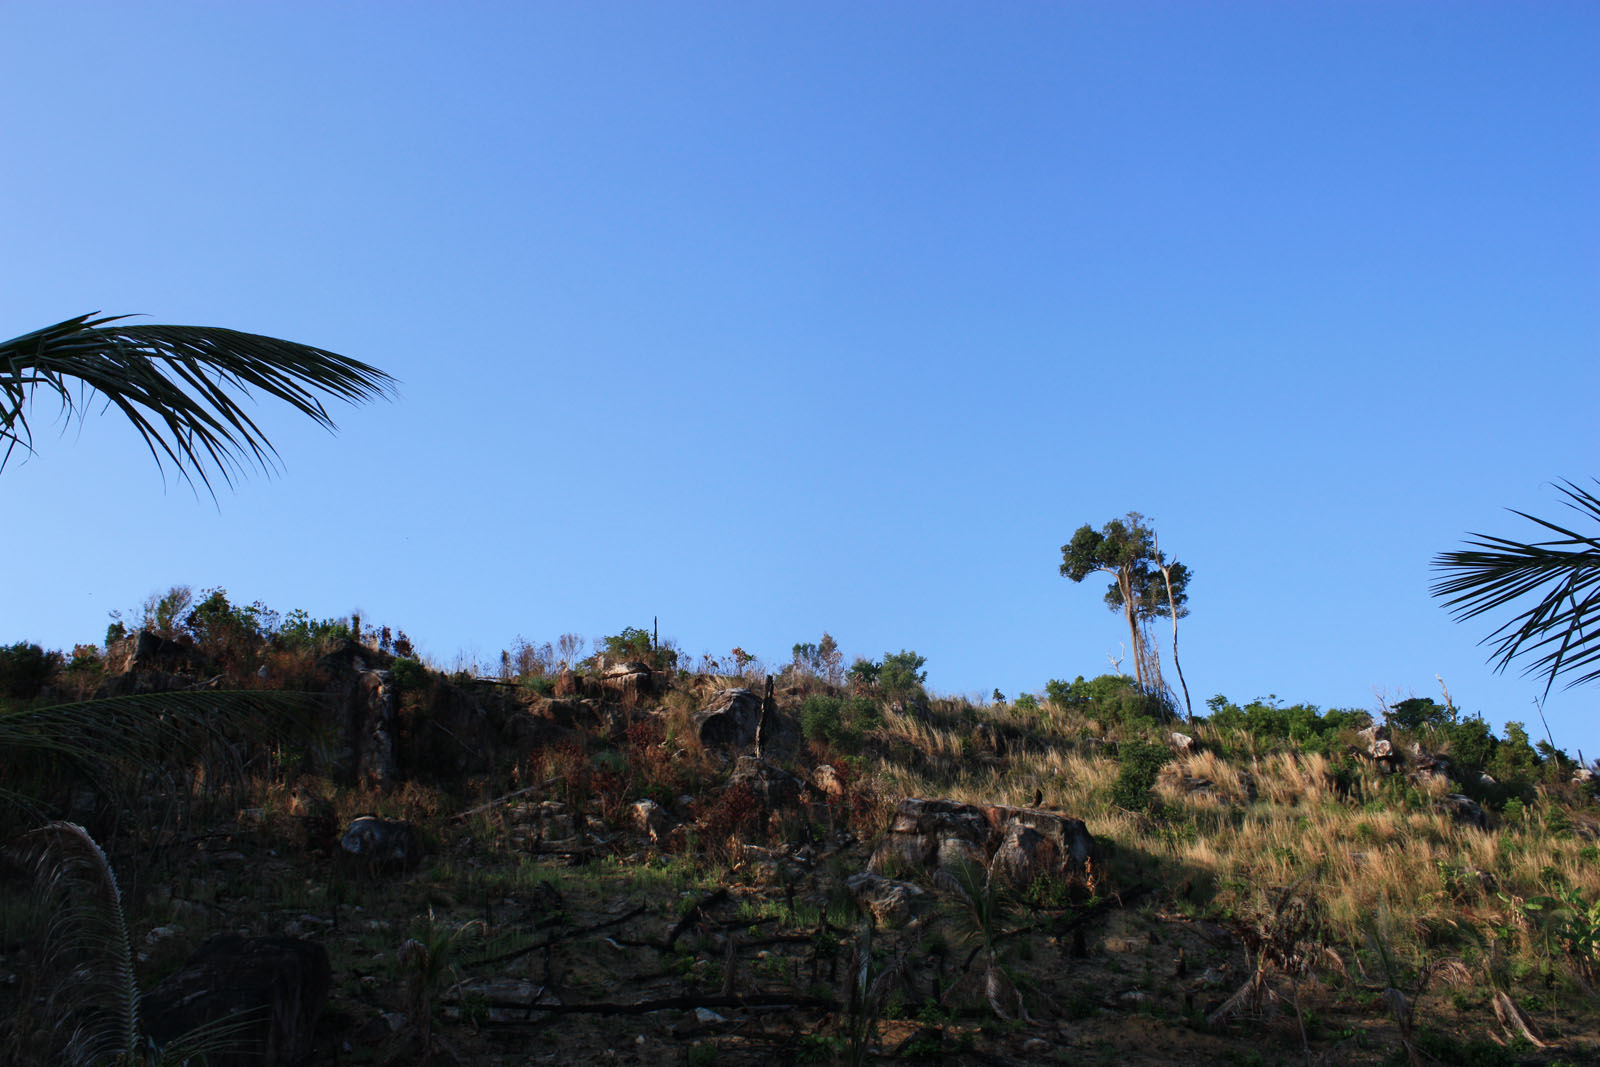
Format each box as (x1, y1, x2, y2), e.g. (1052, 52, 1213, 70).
(1060, 512, 1191, 694)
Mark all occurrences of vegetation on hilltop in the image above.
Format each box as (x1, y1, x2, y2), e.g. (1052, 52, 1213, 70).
(4, 592, 1600, 1065)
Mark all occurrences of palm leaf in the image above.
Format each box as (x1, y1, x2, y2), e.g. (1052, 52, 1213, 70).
(1431, 480, 1600, 695)
(0, 690, 325, 821)
(1, 312, 395, 493)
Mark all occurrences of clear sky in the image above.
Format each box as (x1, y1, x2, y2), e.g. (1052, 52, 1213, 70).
(4, 4, 1597, 755)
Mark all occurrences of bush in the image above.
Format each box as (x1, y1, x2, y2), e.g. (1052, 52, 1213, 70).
(0, 641, 60, 700)
(1110, 739, 1171, 812)
(1051, 674, 1171, 724)
(801, 694, 881, 748)
(1202, 693, 1368, 753)
(594, 626, 678, 672)
(390, 657, 430, 694)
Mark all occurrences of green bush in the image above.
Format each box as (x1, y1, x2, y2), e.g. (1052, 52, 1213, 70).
(0, 641, 60, 700)
(390, 657, 430, 693)
(800, 694, 881, 748)
(1050, 674, 1172, 724)
(1202, 693, 1368, 753)
(1110, 739, 1171, 812)
(878, 650, 927, 700)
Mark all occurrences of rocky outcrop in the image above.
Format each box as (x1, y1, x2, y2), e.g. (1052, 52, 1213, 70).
(142, 935, 330, 1066)
(1441, 793, 1489, 831)
(105, 629, 206, 676)
(846, 872, 928, 926)
(601, 661, 657, 704)
(694, 688, 763, 749)
(728, 756, 809, 810)
(631, 798, 672, 843)
(317, 640, 399, 787)
(869, 798, 1095, 891)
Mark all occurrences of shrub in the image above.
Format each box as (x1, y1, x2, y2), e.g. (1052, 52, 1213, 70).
(801, 694, 880, 748)
(593, 626, 677, 672)
(390, 657, 430, 694)
(0, 641, 60, 700)
(1110, 740, 1171, 812)
(878, 650, 927, 701)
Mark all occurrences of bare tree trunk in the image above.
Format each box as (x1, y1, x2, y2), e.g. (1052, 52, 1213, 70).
(1155, 539, 1193, 721)
(1118, 571, 1145, 689)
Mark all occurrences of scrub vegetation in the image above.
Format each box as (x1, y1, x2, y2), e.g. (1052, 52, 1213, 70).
(3, 591, 1600, 1066)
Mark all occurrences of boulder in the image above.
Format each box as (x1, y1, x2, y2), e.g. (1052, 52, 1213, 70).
(813, 764, 846, 798)
(339, 815, 423, 872)
(694, 688, 763, 749)
(631, 798, 672, 843)
(142, 935, 330, 1066)
(106, 629, 204, 675)
(1167, 732, 1198, 754)
(504, 800, 580, 850)
(868, 798, 1094, 890)
(727, 756, 808, 810)
(601, 661, 657, 703)
(1442, 793, 1489, 831)
(846, 872, 928, 926)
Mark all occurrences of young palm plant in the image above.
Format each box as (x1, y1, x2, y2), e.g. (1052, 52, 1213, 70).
(18, 821, 258, 1065)
(1432, 479, 1600, 696)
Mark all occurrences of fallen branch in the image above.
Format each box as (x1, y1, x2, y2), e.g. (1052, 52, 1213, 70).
(473, 905, 648, 967)
(489, 992, 837, 1019)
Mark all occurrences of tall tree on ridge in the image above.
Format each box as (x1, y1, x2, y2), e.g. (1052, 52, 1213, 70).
(1060, 512, 1191, 695)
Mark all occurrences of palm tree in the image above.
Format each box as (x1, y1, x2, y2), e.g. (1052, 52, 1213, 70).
(1431, 479, 1600, 696)
(2, 311, 395, 492)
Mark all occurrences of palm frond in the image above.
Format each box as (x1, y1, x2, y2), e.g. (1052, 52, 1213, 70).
(24, 821, 141, 1066)
(1, 312, 396, 493)
(1431, 480, 1600, 695)
(0, 690, 326, 823)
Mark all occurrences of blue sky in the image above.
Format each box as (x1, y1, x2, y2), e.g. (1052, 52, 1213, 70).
(4, 4, 1597, 754)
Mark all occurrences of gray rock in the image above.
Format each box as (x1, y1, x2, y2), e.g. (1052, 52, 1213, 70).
(868, 798, 1095, 890)
(631, 798, 671, 842)
(846, 872, 928, 926)
(694, 688, 763, 749)
(339, 815, 423, 872)
(1442, 793, 1488, 831)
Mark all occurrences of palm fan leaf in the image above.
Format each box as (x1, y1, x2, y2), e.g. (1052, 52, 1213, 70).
(1431, 480, 1600, 695)
(0, 690, 325, 821)
(1, 312, 395, 493)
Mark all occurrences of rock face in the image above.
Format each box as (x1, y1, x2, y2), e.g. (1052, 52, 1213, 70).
(694, 688, 763, 749)
(142, 935, 330, 1066)
(631, 798, 671, 843)
(727, 756, 807, 810)
(602, 661, 657, 704)
(339, 815, 423, 872)
(316, 640, 399, 787)
(846, 872, 928, 926)
(1442, 793, 1489, 831)
(869, 798, 1095, 890)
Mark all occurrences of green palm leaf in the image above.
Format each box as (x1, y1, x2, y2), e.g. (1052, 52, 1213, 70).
(1431, 480, 1600, 695)
(1, 312, 395, 493)
(0, 690, 325, 820)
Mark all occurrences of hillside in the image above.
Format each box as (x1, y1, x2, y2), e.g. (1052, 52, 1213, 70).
(3, 599, 1599, 1066)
